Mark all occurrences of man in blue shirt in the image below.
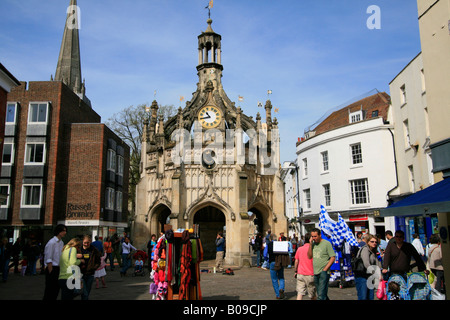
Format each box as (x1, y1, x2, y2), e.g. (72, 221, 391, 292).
(215, 232, 225, 272)
(91, 236, 104, 255)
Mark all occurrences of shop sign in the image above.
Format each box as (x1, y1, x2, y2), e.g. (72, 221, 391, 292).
(349, 214, 368, 221)
(65, 203, 95, 219)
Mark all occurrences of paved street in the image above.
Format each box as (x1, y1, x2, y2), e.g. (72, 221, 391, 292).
(0, 260, 357, 301)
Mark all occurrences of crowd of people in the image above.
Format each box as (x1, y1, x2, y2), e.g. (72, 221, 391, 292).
(249, 228, 446, 300)
(1, 225, 446, 300)
(0, 226, 145, 300)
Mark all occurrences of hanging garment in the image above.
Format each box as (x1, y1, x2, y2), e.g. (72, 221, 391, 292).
(179, 238, 192, 300)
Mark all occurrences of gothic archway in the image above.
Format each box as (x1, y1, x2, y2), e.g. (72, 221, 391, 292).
(150, 204, 172, 236)
(193, 206, 226, 260)
(249, 203, 271, 237)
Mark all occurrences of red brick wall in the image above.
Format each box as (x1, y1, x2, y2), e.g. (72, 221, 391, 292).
(5, 81, 101, 226)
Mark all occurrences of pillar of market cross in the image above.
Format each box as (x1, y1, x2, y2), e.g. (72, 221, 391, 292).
(134, 18, 288, 267)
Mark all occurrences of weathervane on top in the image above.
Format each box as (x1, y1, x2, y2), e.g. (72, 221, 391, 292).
(205, 0, 214, 19)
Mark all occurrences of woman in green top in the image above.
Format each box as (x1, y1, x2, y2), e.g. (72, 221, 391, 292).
(58, 238, 83, 300)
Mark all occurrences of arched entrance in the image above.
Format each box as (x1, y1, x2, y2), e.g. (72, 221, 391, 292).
(248, 204, 270, 237)
(150, 204, 172, 236)
(193, 206, 226, 260)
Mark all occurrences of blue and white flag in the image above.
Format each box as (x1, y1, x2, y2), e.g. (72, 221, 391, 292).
(319, 205, 359, 248)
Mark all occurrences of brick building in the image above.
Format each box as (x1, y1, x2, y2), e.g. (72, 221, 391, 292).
(0, 0, 129, 243)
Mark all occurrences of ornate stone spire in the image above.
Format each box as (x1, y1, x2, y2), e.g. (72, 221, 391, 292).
(55, 0, 83, 94)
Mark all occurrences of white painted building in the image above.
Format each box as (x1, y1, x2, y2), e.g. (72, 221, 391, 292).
(281, 160, 301, 238)
(296, 92, 396, 237)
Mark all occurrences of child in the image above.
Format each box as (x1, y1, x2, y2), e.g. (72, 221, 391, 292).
(388, 281, 402, 300)
(20, 257, 28, 276)
(94, 252, 107, 289)
(135, 256, 144, 273)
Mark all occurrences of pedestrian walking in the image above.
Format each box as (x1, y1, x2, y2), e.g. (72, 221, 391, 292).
(58, 238, 82, 300)
(147, 234, 157, 271)
(103, 237, 114, 271)
(354, 234, 382, 300)
(20, 257, 28, 276)
(120, 236, 137, 277)
(1, 237, 13, 282)
(382, 230, 428, 280)
(42, 224, 67, 300)
(294, 233, 316, 300)
(428, 234, 445, 294)
(265, 233, 289, 299)
(95, 252, 107, 289)
(254, 233, 263, 267)
(412, 233, 425, 263)
(307, 228, 336, 300)
(111, 233, 122, 268)
(215, 232, 225, 272)
(10, 237, 22, 274)
(79, 235, 101, 300)
(92, 236, 104, 255)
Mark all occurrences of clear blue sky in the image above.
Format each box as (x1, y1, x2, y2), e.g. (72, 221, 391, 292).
(0, 0, 422, 163)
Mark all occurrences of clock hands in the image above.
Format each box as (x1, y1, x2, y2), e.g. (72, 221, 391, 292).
(200, 112, 211, 120)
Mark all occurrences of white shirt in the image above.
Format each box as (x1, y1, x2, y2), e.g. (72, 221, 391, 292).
(122, 242, 137, 254)
(44, 236, 64, 266)
(412, 238, 424, 256)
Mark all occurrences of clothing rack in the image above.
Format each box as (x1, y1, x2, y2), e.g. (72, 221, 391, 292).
(150, 224, 203, 300)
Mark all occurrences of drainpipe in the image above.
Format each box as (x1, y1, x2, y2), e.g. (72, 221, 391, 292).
(386, 128, 399, 205)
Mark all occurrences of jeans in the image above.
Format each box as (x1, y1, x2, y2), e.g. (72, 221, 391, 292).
(269, 261, 285, 298)
(355, 276, 374, 300)
(81, 274, 94, 300)
(255, 250, 261, 267)
(121, 254, 131, 274)
(59, 279, 75, 300)
(314, 271, 330, 300)
(2, 258, 10, 281)
(105, 253, 114, 270)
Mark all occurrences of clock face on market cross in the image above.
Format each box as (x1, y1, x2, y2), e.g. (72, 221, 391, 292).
(198, 106, 222, 128)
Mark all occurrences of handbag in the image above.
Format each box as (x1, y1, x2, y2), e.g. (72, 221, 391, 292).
(376, 280, 387, 300)
(351, 247, 365, 275)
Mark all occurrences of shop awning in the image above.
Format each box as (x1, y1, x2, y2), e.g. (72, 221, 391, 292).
(380, 178, 450, 217)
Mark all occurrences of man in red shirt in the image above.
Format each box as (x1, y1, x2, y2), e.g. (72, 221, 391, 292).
(294, 233, 317, 300)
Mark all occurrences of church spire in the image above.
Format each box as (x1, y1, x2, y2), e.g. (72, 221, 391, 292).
(55, 0, 83, 95)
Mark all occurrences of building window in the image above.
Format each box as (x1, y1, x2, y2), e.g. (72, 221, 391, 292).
(408, 165, 415, 192)
(303, 189, 311, 209)
(25, 143, 45, 164)
(400, 84, 407, 105)
(350, 179, 370, 205)
(116, 191, 123, 212)
(117, 155, 124, 176)
(323, 184, 331, 207)
(302, 158, 308, 176)
(420, 69, 426, 93)
(0, 185, 11, 208)
(21, 185, 42, 207)
(107, 149, 116, 172)
(106, 187, 115, 210)
(349, 111, 362, 123)
(403, 119, 410, 147)
(28, 103, 48, 123)
(6, 103, 17, 124)
(371, 110, 379, 117)
(321, 151, 329, 172)
(351, 143, 362, 165)
(2, 143, 14, 165)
